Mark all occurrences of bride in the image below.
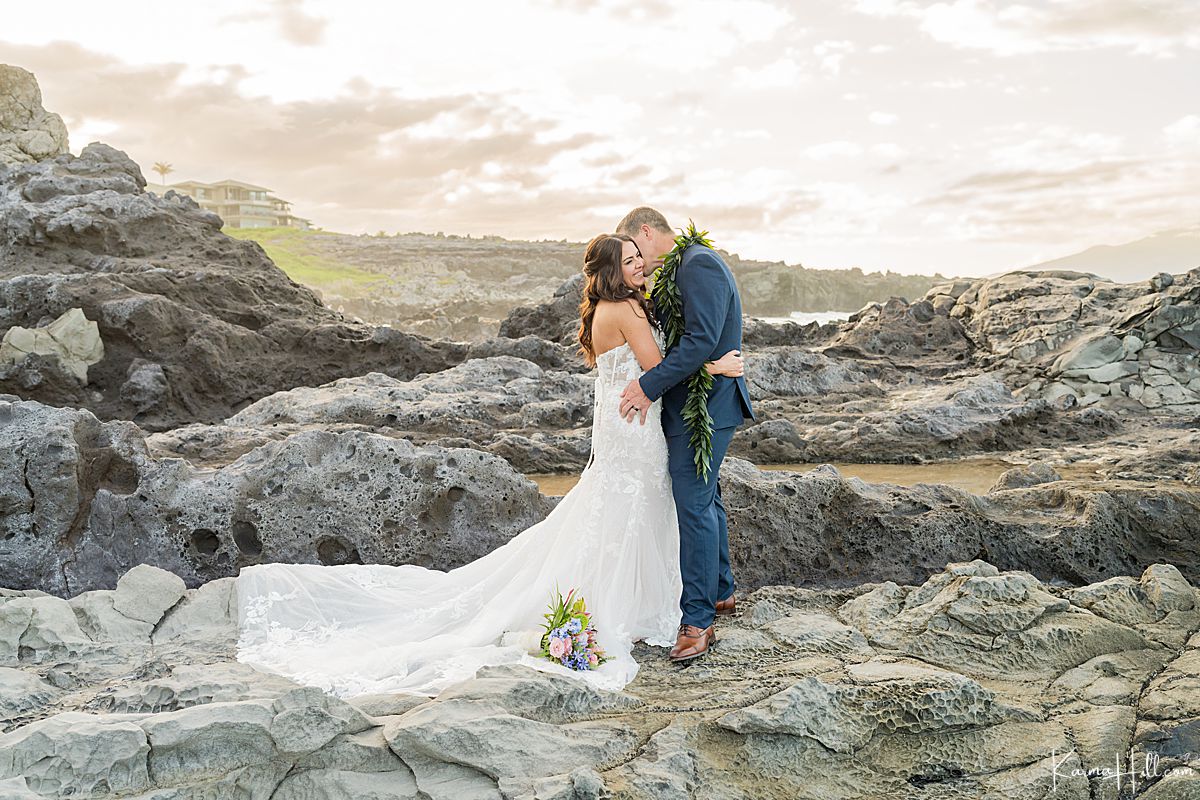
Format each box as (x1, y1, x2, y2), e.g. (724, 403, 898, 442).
(235, 233, 745, 697)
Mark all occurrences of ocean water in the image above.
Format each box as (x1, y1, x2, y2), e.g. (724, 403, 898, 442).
(755, 310, 850, 326)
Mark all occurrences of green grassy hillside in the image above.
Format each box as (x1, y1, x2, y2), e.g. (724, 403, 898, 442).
(222, 227, 388, 288)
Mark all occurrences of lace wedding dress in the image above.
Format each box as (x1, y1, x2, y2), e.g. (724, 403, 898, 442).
(235, 335, 682, 697)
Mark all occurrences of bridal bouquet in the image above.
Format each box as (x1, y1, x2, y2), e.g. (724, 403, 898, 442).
(539, 587, 608, 671)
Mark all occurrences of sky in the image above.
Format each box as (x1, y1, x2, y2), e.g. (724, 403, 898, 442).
(2, 0, 1198, 276)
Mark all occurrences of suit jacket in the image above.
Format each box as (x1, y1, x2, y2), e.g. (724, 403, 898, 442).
(639, 244, 755, 437)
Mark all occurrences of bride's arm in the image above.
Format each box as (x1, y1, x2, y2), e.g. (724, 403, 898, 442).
(618, 299, 663, 372)
(706, 350, 744, 377)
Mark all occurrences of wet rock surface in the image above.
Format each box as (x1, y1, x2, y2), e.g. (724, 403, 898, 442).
(3, 560, 1198, 798)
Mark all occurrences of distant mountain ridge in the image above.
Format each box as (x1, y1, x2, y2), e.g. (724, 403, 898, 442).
(1025, 225, 1200, 282)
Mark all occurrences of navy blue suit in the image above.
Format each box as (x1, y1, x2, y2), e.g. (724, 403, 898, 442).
(639, 244, 754, 628)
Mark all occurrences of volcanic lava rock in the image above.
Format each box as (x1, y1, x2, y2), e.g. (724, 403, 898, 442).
(3, 559, 1199, 798)
(0, 397, 551, 596)
(0, 142, 568, 430)
(0, 65, 69, 165)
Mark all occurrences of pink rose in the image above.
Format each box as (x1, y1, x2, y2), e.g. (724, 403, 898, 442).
(548, 638, 567, 659)
(588, 653, 599, 667)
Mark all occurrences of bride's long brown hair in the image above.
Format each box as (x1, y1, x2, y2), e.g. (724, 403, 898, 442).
(577, 233, 655, 368)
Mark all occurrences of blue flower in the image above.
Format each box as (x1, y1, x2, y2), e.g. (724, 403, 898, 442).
(566, 618, 583, 635)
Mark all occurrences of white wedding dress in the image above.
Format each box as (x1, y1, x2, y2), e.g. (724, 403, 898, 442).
(235, 335, 682, 697)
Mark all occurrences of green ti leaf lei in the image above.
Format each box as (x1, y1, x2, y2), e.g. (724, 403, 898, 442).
(650, 220, 717, 482)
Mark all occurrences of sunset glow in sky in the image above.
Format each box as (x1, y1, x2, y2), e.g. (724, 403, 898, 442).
(3, 0, 1199, 275)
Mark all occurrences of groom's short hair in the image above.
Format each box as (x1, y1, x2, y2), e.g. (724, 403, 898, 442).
(616, 207, 672, 237)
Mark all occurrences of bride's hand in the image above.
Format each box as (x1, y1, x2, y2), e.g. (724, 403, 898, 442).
(706, 349, 744, 377)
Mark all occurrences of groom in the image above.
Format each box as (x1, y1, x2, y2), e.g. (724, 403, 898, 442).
(615, 207, 754, 662)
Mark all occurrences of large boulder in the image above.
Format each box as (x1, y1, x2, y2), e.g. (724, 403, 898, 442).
(1099, 431, 1200, 485)
(0, 65, 69, 165)
(743, 348, 880, 401)
(826, 296, 973, 363)
(724, 251, 944, 317)
(0, 397, 551, 596)
(737, 374, 1114, 464)
(147, 357, 596, 473)
(741, 314, 840, 348)
(227, 357, 594, 440)
(838, 561, 1147, 679)
(499, 273, 583, 344)
(722, 459, 1200, 591)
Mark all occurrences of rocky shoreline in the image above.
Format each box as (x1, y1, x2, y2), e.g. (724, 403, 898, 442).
(2, 66, 1199, 797)
(4, 393, 1199, 601)
(3, 559, 1200, 798)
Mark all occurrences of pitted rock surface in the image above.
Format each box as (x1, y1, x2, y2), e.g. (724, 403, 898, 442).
(2, 560, 1198, 798)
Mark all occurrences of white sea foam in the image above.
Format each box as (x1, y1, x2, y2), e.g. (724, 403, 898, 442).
(755, 310, 850, 325)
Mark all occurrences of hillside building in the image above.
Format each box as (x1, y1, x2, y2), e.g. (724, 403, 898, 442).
(146, 178, 311, 229)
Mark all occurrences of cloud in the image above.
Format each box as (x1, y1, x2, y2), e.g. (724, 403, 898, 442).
(927, 78, 967, 89)
(895, 121, 1200, 254)
(218, 0, 328, 47)
(805, 141, 864, 160)
(870, 142, 907, 159)
(919, 156, 1200, 246)
(542, 0, 675, 18)
(1164, 114, 1200, 148)
(852, 0, 1200, 56)
(979, 125, 1124, 171)
(2, 0, 1196, 278)
(813, 40, 855, 75)
(542, 0, 792, 50)
(732, 54, 804, 89)
(936, 159, 1140, 197)
(0, 39, 658, 239)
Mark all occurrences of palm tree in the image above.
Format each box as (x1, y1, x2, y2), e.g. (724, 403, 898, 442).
(152, 162, 174, 187)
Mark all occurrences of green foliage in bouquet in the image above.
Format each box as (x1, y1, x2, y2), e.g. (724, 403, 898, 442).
(539, 586, 608, 671)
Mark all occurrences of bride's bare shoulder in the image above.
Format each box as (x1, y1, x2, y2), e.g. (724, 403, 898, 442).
(595, 297, 647, 319)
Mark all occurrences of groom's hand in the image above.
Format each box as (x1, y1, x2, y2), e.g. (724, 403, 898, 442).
(619, 379, 650, 425)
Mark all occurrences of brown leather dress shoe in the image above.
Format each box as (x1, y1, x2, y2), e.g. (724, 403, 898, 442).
(669, 624, 716, 662)
(715, 595, 736, 616)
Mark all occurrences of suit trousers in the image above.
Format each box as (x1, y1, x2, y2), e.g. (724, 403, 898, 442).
(667, 424, 737, 629)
